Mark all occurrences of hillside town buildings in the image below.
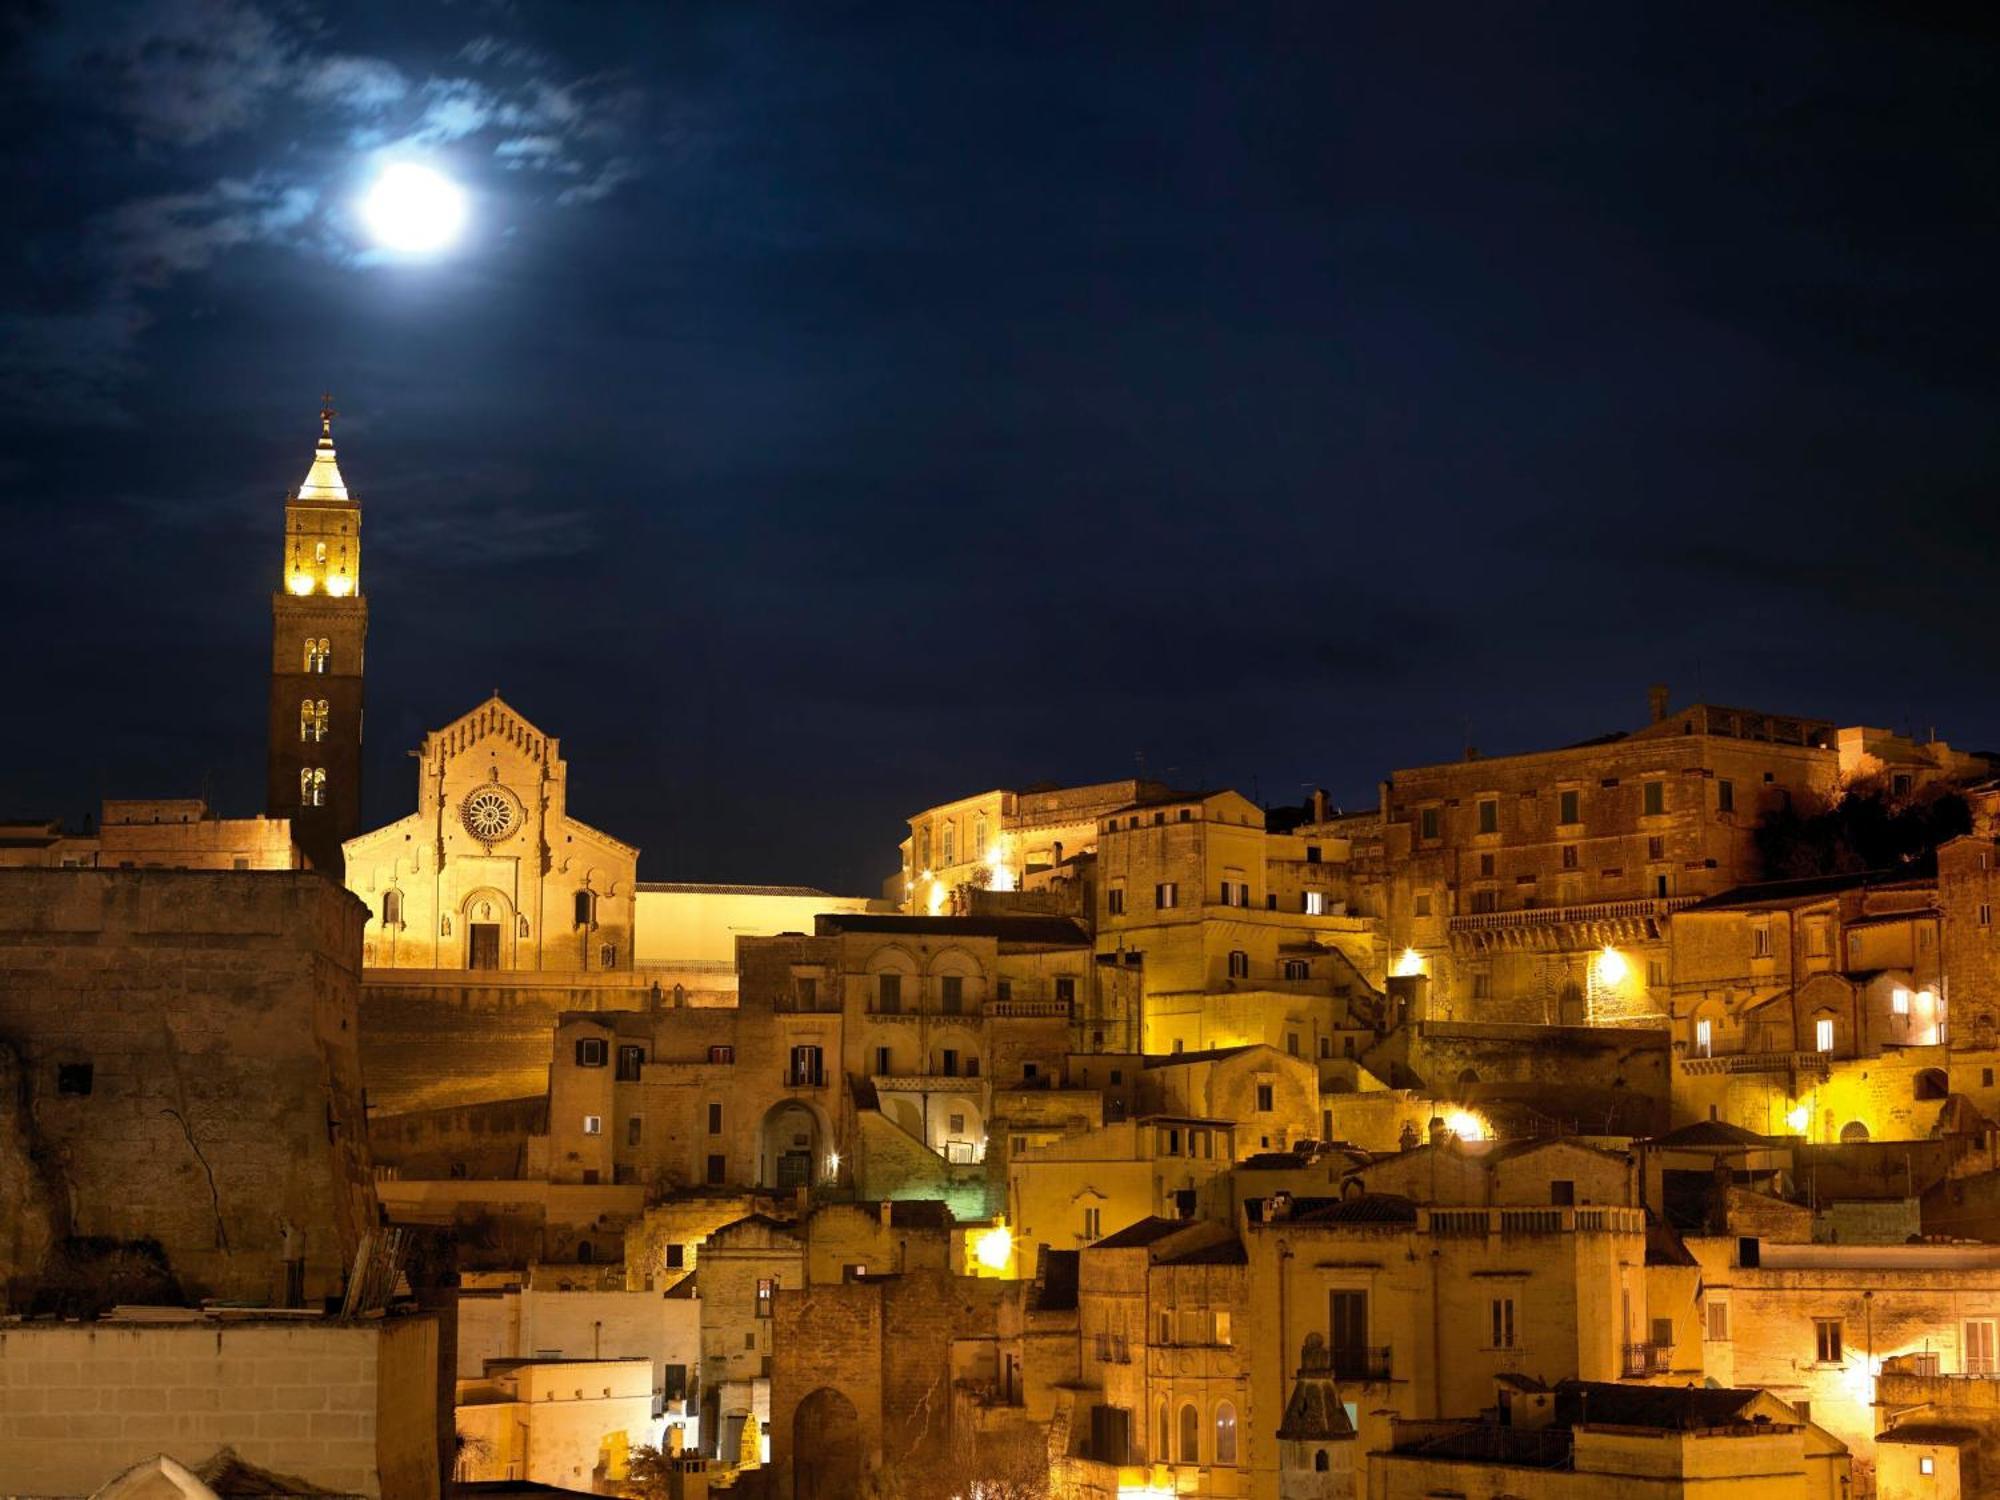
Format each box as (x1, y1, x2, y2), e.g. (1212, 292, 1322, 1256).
(14, 412, 2000, 1500)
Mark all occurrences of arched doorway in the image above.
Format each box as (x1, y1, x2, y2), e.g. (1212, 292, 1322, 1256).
(1840, 1121, 1870, 1143)
(793, 1387, 861, 1500)
(762, 1102, 822, 1191)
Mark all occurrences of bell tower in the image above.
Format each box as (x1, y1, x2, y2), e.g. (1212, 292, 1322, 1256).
(267, 396, 367, 876)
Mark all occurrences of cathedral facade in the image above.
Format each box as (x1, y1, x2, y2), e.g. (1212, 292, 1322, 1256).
(344, 695, 637, 972)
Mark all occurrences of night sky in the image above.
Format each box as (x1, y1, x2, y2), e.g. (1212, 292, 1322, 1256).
(3, 3, 1997, 893)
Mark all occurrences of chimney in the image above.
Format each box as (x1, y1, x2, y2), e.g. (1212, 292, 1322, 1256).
(1428, 1116, 1447, 1148)
(879, 1199, 894, 1228)
(1649, 683, 1670, 723)
(1312, 788, 1328, 823)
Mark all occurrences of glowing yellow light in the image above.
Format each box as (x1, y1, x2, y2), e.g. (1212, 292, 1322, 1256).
(927, 879, 946, 917)
(986, 839, 1015, 893)
(1786, 1103, 1810, 1133)
(974, 1225, 1013, 1270)
(1443, 1108, 1485, 1142)
(324, 574, 353, 597)
(286, 573, 315, 595)
(1393, 948, 1426, 978)
(920, 868, 933, 880)
(825, 1151, 841, 1176)
(1596, 946, 1628, 985)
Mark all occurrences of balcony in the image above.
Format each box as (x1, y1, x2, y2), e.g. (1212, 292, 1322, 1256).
(986, 998, 1073, 1019)
(1448, 895, 1696, 951)
(1622, 1342, 1668, 1378)
(1329, 1346, 1392, 1383)
(1679, 1049, 1833, 1079)
(782, 1068, 827, 1089)
(1425, 1206, 1647, 1237)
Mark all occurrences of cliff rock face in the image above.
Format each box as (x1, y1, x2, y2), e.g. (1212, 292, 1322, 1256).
(0, 869, 377, 1309)
(0, 1041, 59, 1299)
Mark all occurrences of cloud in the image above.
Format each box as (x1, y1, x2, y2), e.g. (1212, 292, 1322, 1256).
(558, 156, 639, 205)
(296, 54, 411, 113)
(63, 0, 293, 145)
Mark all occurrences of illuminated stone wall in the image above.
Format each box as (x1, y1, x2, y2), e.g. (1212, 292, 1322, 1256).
(0, 868, 374, 1309)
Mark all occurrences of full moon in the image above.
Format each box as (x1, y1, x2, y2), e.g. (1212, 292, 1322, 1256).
(362, 163, 467, 254)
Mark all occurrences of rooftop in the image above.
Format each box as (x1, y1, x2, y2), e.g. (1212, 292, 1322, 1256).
(814, 912, 1091, 945)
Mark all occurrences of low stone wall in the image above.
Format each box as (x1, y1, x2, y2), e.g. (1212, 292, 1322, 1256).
(0, 1315, 439, 1499)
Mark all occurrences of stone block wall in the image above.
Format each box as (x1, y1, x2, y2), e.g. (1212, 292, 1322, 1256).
(0, 1316, 439, 1499)
(0, 869, 374, 1307)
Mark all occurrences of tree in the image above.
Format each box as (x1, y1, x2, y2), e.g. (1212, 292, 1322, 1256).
(621, 1444, 679, 1500)
(1753, 777, 1969, 881)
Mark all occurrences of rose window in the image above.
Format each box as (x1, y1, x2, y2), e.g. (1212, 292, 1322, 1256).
(462, 787, 520, 842)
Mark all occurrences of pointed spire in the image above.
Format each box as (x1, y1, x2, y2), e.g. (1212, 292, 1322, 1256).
(296, 392, 350, 502)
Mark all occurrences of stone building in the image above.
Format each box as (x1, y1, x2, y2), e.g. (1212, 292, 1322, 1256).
(898, 779, 1167, 913)
(1690, 1232, 2000, 1491)
(1385, 693, 1840, 1025)
(0, 867, 375, 1308)
(267, 402, 367, 877)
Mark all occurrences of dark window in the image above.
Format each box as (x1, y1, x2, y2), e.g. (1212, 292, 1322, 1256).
(573, 890, 594, 927)
(1256, 1083, 1275, 1111)
(1477, 800, 1498, 834)
(996, 979, 1012, 1001)
(1329, 1291, 1368, 1377)
(1305, 846, 1321, 864)
(875, 1046, 892, 1074)
(382, 890, 402, 926)
(627, 1115, 643, 1146)
(1155, 882, 1178, 910)
(940, 975, 964, 1014)
(57, 1062, 93, 1096)
(706, 1153, 726, 1185)
(1550, 1180, 1575, 1206)
(1107, 888, 1126, 916)
(1562, 845, 1579, 870)
(1228, 950, 1249, 979)
(1420, 807, 1440, 840)
(941, 1048, 959, 1076)
(615, 1044, 645, 1081)
(666, 1244, 685, 1269)
(1559, 789, 1580, 824)
(796, 977, 818, 1008)
(1179, 808, 1193, 822)
(707, 1102, 723, 1134)
(1056, 976, 1077, 1003)
(708, 1044, 735, 1065)
(1815, 1319, 1842, 1364)
(877, 972, 902, 1012)
(1648, 836, 1665, 860)
(574, 1037, 607, 1068)
(1644, 781, 1666, 816)
(1717, 779, 1735, 813)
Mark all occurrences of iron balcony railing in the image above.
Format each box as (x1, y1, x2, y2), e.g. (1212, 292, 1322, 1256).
(1622, 1342, 1668, 1377)
(1329, 1345, 1392, 1382)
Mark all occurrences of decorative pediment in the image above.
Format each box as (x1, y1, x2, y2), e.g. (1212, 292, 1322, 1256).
(424, 693, 558, 768)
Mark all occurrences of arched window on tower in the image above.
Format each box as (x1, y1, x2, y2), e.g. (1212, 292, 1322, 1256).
(300, 699, 328, 743)
(382, 890, 403, 927)
(574, 890, 595, 928)
(1214, 1402, 1237, 1465)
(300, 768, 326, 808)
(304, 638, 330, 674)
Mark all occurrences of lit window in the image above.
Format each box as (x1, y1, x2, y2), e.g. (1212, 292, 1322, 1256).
(1893, 987, 1910, 1015)
(1213, 1401, 1237, 1465)
(1228, 950, 1250, 979)
(582, 1115, 602, 1136)
(757, 1277, 776, 1316)
(1921, 1455, 1935, 1476)
(1815, 1318, 1842, 1364)
(1694, 1018, 1712, 1058)
(299, 767, 325, 808)
(1304, 890, 1326, 916)
(1214, 1310, 1231, 1344)
(1815, 1018, 1835, 1053)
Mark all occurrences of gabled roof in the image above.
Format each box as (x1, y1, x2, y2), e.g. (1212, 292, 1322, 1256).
(1877, 1423, 1980, 1445)
(814, 913, 1091, 945)
(1647, 1120, 1773, 1149)
(1088, 1216, 1193, 1249)
(1292, 1193, 1419, 1225)
(1551, 1380, 1772, 1430)
(1157, 1237, 1247, 1266)
(1143, 1045, 1259, 1068)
